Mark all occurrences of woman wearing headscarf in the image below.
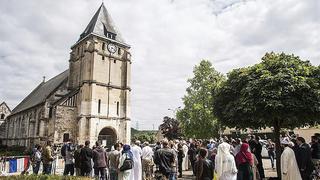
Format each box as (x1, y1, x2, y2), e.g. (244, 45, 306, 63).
(215, 142, 238, 180)
(118, 144, 133, 180)
(236, 143, 254, 180)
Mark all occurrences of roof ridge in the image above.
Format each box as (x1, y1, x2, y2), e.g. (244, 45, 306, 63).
(11, 70, 69, 115)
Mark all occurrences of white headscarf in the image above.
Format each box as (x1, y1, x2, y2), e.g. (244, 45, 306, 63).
(215, 142, 233, 178)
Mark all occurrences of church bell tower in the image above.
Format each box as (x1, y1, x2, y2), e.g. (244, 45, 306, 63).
(68, 3, 131, 146)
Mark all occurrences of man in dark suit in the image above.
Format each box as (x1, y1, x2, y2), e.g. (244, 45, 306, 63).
(295, 137, 314, 180)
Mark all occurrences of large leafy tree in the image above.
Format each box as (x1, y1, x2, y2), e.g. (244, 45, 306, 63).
(213, 52, 320, 177)
(159, 116, 182, 140)
(177, 60, 225, 138)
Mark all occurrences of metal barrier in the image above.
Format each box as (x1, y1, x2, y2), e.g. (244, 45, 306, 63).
(0, 156, 30, 176)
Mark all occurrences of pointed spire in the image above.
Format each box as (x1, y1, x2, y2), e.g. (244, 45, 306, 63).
(78, 3, 126, 44)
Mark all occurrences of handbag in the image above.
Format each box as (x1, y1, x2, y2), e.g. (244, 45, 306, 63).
(120, 153, 134, 171)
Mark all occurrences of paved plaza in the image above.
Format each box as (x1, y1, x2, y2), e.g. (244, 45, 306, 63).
(179, 159, 277, 179)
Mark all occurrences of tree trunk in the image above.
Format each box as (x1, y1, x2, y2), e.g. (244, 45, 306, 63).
(273, 120, 281, 178)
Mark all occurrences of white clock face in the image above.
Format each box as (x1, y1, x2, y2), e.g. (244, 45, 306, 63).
(107, 43, 117, 54)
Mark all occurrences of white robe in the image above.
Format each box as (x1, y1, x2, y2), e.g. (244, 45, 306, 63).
(182, 144, 189, 170)
(119, 153, 131, 180)
(129, 145, 142, 180)
(215, 143, 237, 180)
(281, 147, 302, 180)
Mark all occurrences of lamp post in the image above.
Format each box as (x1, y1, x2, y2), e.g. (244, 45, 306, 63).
(167, 106, 181, 118)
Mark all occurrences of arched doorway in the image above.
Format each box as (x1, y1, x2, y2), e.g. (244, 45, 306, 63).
(98, 127, 117, 149)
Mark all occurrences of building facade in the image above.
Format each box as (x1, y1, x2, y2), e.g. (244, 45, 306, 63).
(1, 3, 131, 148)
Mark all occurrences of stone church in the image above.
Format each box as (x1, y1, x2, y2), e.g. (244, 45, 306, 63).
(1, 3, 131, 148)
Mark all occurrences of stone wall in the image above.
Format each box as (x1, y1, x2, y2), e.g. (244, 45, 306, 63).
(53, 105, 78, 143)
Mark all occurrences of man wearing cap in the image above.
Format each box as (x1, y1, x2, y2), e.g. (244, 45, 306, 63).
(281, 139, 302, 180)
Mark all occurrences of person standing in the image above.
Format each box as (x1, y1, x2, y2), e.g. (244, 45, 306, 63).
(63, 140, 75, 176)
(129, 140, 142, 180)
(42, 140, 54, 175)
(80, 140, 93, 177)
(154, 140, 176, 180)
(188, 143, 197, 175)
(235, 143, 253, 180)
(108, 143, 121, 180)
(182, 141, 189, 171)
(74, 144, 83, 176)
(253, 137, 265, 178)
(215, 142, 237, 180)
(195, 148, 214, 180)
(280, 139, 302, 180)
(92, 141, 108, 180)
(141, 141, 154, 180)
(295, 137, 314, 180)
(177, 143, 184, 178)
(32, 145, 42, 175)
(311, 136, 320, 163)
(267, 139, 275, 169)
(119, 144, 133, 180)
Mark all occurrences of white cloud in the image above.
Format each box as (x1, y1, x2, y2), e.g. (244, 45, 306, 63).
(0, 0, 319, 130)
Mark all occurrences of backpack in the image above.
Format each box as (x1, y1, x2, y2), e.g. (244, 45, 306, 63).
(61, 144, 67, 157)
(120, 153, 134, 171)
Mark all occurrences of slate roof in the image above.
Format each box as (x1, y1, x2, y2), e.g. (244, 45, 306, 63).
(78, 3, 125, 44)
(11, 70, 69, 115)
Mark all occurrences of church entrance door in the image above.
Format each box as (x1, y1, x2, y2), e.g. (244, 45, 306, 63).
(98, 127, 117, 149)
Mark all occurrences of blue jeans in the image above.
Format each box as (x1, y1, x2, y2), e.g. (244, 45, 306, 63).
(169, 172, 176, 180)
(268, 151, 275, 168)
(33, 161, 41, 174)
(43, 163, 52, 175)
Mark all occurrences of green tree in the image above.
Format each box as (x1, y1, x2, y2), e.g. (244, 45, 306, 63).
(159, 116, 182, 140)
(177, 60, 225, 138)
(133, 132, 156, 144)
(213, 52, 320, 177)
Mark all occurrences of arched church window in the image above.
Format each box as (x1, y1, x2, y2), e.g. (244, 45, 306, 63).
(102, 43, 105, 50)
(0, 114, 4, 119)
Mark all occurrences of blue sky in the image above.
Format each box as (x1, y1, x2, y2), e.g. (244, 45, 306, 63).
(0, 0, 319, 130)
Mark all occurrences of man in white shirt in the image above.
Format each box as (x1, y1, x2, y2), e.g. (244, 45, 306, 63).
(141, 141, 154, 180)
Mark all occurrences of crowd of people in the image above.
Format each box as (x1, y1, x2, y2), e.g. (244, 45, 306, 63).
(28, 133, 320, 180)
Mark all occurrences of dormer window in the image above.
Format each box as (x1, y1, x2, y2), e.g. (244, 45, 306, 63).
(103, 25, 116, 40)
(107, 33, 116, 40)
